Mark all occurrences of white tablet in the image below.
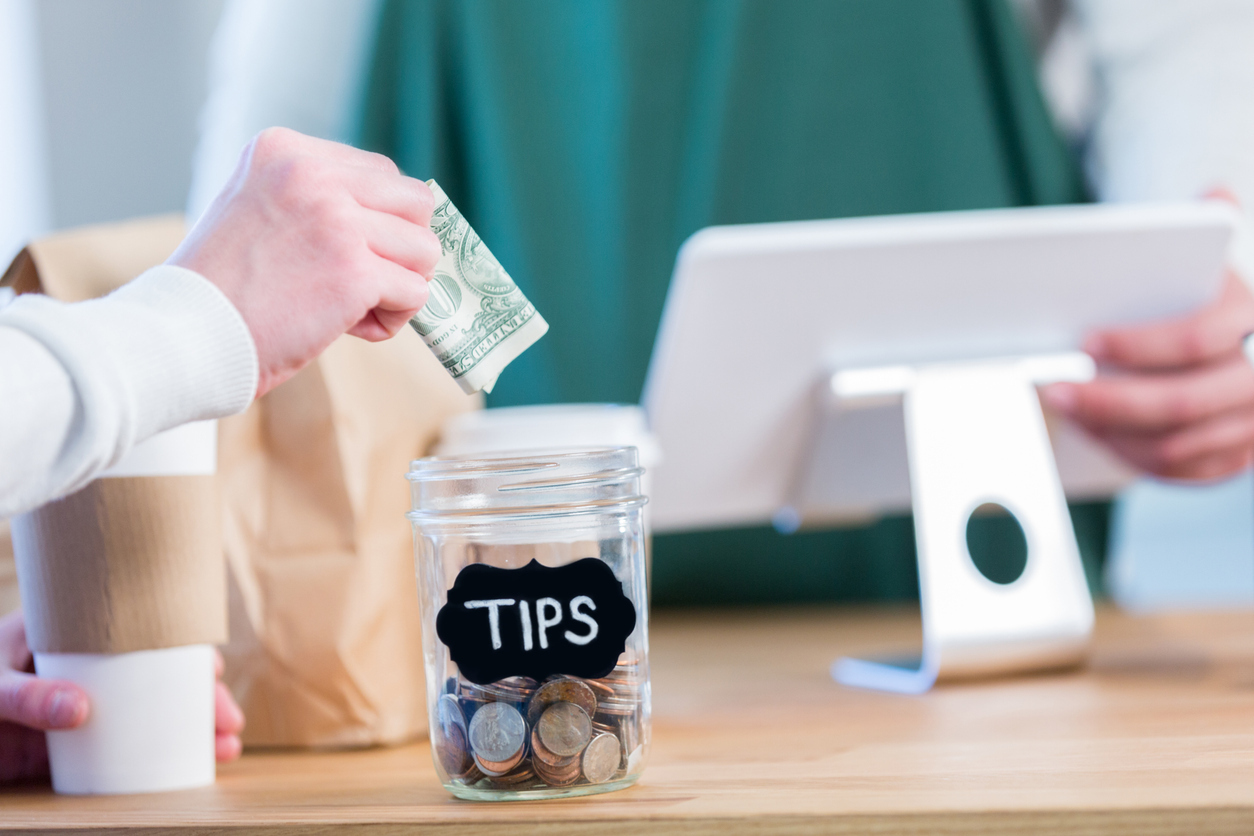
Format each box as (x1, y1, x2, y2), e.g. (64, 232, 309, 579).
(642, 202, 1239, 533)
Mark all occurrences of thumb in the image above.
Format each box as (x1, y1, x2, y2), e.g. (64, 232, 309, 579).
(0, 668, 89, 731)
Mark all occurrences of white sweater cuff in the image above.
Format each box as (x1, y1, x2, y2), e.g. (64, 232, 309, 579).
(0, 265, 258, 449)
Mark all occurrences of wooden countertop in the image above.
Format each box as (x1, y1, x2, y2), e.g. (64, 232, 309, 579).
(4, 605, 1254, 834)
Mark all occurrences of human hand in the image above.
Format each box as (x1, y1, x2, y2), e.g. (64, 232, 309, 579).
(213, 648, 245, 762)
(0, 610, 245, 784)
(169, 127, 441, 396)
(1041, 271, 1254, 480)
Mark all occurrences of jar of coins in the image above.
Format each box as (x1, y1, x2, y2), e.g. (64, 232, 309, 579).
(407, 447, 649, 800)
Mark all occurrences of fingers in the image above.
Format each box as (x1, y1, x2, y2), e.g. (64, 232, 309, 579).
(216, 731, 243, 763)
(0, 668, 89, 732)
(1041, 354, 1254, 433)
(1085, 272, 1254, 370)
(1096, 430, 1253, 480)
(0, 610, 31, 670)
(351, 170, 435, 227)
(366, 211, 442, 277)
(1086, 405, 1254, 479)
(348, 259, 431, 341)
(214, 682, 244, 762)
(213, 652, 244, 764)
(215, 681, 245, 737)
(348, 307, 422, 342)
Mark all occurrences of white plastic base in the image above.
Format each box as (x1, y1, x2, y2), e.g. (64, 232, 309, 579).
(34, 644, 216, 795)
(829, 355, 1096, 693)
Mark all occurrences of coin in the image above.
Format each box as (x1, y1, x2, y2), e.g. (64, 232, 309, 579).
(460, 676, 537, 705)
(486, 762, 536, 788)
(435, 694, 473, 776)
(453, 761, 485, 785)
(528, 677, 597, 725)
(582, 732, 621, 784)
(537, 701, 592, 758)
(474, 747, 524, 777)
(585, 679, 615, 699)
(533, 751, 582, 787)
(620, 714, 640, 756)
(482, 676, 539, 700)
(438, 694, 468, 734)
(437, 721, 473, 777)
(468, 701, 527, 764)
(594, 702, 636, 718)
(531, 726, 578, 768)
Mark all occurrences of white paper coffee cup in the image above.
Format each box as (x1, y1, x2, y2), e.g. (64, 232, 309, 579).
(35, 644, 216, 795)
(14, 420, 221, 794)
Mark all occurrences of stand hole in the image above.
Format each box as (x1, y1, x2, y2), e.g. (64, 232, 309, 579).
(965, 503, 1028, 585)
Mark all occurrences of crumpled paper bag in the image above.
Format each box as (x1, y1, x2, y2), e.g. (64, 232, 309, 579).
(220, 319, 478, 747)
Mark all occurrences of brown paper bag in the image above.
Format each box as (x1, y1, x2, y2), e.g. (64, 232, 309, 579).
(219, 320, 478, 747)
(0, 522, 19, 618)
(1, 215, 480, 747)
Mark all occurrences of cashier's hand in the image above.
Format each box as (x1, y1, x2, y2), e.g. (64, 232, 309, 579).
(0, 610, 245, 784)
(169, 127, 441, 397)
(1041, 270, 1254, 480)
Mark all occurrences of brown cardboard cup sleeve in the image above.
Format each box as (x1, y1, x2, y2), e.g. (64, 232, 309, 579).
(12, 475, 226, 654)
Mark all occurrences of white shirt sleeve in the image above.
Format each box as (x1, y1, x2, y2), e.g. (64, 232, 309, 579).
(1073, 0, 1254, 280)
(0, 265, 258, 518)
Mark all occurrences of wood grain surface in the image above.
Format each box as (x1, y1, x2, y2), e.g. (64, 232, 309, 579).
(4, 606, 1253, 835)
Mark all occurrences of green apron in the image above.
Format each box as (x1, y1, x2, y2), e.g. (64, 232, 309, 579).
(357, 0, 1106, 606)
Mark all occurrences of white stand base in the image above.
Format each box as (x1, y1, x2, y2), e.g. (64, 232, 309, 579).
(828, 354, 1096, 693)
(35, 644, 216, 795)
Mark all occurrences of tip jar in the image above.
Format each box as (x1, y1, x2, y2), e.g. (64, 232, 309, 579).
(406, 447, 650, 800)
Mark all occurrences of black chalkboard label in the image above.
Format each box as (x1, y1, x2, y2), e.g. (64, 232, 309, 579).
(436, 558, 637, 684)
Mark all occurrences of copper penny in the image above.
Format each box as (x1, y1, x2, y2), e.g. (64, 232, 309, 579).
(474, 747, 524, 777)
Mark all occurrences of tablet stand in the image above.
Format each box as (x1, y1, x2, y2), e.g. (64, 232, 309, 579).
(827, 353, 1096, 693)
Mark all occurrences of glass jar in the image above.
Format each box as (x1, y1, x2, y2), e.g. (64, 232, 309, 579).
(407, 447, 650, 801)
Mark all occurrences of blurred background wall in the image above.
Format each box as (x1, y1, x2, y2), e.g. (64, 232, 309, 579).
(9, 0, 223, 253)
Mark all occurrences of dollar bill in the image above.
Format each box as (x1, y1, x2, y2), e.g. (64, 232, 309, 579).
(410, 181, 548, 394)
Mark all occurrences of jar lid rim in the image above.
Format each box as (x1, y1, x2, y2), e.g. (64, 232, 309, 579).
(407, 494, 647, 523)
(407, 446, 637, 480)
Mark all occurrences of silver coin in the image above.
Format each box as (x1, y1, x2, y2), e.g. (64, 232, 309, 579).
(582, 732, 621, 784)
(468, 701, 527, 764)
(537, 701, 593, 758)
(438, 693, 467, 734)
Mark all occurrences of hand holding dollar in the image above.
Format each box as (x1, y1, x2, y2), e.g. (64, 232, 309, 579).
(411, 181, 548, 394)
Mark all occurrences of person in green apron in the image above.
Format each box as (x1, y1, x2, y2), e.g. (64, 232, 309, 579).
(356, 0, 1106, 605)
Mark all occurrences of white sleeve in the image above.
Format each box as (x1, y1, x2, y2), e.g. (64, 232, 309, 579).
(0, 265, 258, 518)
(187, 0, 384, 221)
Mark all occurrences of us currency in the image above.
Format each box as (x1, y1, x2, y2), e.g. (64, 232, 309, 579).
(410, 181, 548, 394)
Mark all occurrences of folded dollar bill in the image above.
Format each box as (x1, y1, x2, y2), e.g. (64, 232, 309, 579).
(410, 181, 548, 394)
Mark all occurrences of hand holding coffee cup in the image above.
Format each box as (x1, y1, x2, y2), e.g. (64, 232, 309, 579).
(0, 610, 244, 785)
